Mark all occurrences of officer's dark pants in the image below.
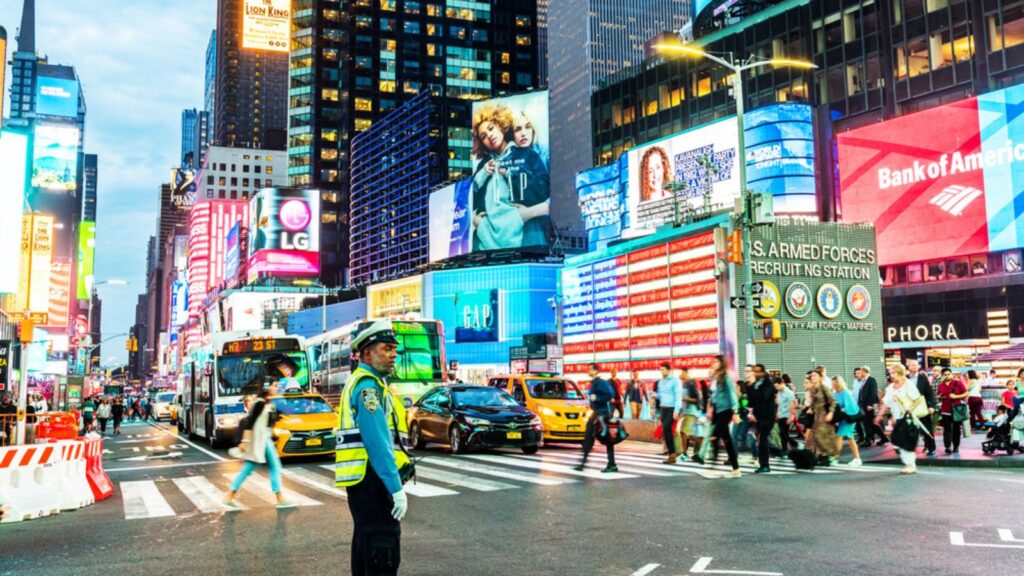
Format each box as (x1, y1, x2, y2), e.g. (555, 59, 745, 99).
(346, 465, 401, 576)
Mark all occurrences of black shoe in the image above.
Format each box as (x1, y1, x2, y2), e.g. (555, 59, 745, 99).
(573, 463, 586, 471)
(926, 450, 936, 457)
(953, 448, 959, 454)
(692, 456, 705, 465)
(944, 448, 952, 455)
(754, 466, 771, 474)
(601, 465, 618, 473)
(858, 442, 872, 448)
(875, 439, 888, 446)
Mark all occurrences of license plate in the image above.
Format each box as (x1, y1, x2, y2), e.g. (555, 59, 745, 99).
(305, 438, 323, 447)
(567, 425, 580, 431)
(506, 431, 522, 440)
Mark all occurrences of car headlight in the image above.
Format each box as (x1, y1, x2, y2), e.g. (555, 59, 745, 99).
(539, 406, 556, 417)
(464, 417, 490, 427)
(218, 415, 239, 427)
(530, 416, 543, 428)
(272, 427, 291, 438)
(584, 409, 593, 419)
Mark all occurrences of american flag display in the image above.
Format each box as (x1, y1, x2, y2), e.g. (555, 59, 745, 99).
(561, 230, 720, 381)
(45, 257, 72, 328)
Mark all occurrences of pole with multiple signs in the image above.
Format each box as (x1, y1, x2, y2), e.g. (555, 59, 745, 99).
(15, 316, 32, 445)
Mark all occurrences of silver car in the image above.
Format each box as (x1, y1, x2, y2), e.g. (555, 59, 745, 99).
(150, 391, 177, 421)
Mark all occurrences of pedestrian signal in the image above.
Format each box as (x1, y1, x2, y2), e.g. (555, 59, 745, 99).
(727, 230, 743, 264)
(761, 319, 786, 343)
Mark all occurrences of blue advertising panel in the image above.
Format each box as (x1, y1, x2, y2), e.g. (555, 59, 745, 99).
(454, 289, 499, 343)
(32, 124, 79, 192)
(225, 223, 241, 283)
(428, 179, 473, 262)
(36, 76, 80, 119)
(744, 103, 817, 215)
(170, 280, 188, 329)
(561, 264, 594, 336)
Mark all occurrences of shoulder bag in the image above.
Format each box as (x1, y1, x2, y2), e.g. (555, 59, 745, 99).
(951, 403, 969, 423)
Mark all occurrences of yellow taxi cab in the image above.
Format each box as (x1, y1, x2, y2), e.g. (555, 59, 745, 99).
(268, 389, 338, 458)
(486, 374, 590, 443)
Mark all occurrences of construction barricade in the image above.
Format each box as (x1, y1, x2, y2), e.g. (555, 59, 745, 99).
(0, 443, 61, 523)
(54, 440, 94, 511)
(80, 434, 112, 502)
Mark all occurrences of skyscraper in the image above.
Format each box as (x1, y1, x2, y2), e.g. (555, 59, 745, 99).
(289, 0, 543, 286)
(181, 108, 198, 168)
(213, 0, 288, 148)
(204, 29, 216, 114)
(548, 0, 691, 240)
(7, 0, 39, 128)
(83, 153, 98, 221)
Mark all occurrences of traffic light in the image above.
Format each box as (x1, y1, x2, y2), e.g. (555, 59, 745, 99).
(726, 229, 743, 264)
(762, 319, 786, 343)
(125, 337, 138, 352)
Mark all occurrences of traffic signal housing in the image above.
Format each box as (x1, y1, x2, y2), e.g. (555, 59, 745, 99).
(761, 319, 786, 343)
(726, 229, 743, 264)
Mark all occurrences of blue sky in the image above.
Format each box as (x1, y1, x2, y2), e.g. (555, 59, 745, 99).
(0, 1, 215, 366)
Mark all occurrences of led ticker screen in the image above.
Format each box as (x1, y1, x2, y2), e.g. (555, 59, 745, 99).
(242, 0, 291, 52)
(45, 258, 71, 327)
(837, 83, 1024, 265)
(32, 124, 79, 192)
(36, 76, 80, 119)
(561, 230, 720, 379)
(222, 337, 301, 356)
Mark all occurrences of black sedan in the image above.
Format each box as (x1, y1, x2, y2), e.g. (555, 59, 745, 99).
(407, 385, 542, 454)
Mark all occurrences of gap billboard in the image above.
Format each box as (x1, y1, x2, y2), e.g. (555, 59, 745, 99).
(838, 82, 1024, 265)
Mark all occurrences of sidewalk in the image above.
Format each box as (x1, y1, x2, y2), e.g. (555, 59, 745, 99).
(621, 420, 1024, 468)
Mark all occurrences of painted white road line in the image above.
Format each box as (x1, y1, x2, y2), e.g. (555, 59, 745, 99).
(413, 464, 518, 491)
(422, 457, 575, 486)
(107, 460, 225, 473)
(629, 563, 660, 576)
(121, 480, 176, 520)
(222, 473, 322, 507)
(150, 422, 227, 462)
(281, 467, 347, 499)
(461, 454, 640, 480)
(690, 556, 783, 575)
(519, 452, 689, 477)
(173, 476, 234, 513)
(318, 465, 459, 497)
(998, 529, 1024, 542)
(950, 531, 1024, 549)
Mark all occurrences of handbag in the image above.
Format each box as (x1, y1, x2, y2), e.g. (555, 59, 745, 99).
(952, 403, 969, 423)
(891, 415, 920, 451)
(228, 429, 251, 459)
(653, 421, 664, 440)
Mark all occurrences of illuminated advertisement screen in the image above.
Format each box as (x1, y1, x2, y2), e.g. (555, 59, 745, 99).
(242, 0, 291, 52)
(248, 188, 320, 280)
(189, 201, 248, 317)
(577, 161, 623, 231)
(29, 215, 54, 314)
(36, 76, 80, 119)
(561, 230, 720, 379)
(174, 234, 189, 272)
(170, 168, 197, 209)
(0, 131, 28, 294)
(170, 279, 188, 329)
(428, 180, 472, 262)
(469, 90, 550, 253)
(45, 258, 71, 327)
(32, 124, 79, 192)
(225, 222, 241, 284)
(744, 103, 817, 215)
(837, 83, 1024, 265)
(454, 289, 499, 343)
(77, 221, 95, 300)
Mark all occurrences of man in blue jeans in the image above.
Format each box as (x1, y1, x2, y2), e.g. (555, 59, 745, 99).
(575, 364, 618, 473)
(656, 362, 684, 464)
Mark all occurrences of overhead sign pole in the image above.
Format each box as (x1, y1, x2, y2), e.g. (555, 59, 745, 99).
(15, 316, 33, 445)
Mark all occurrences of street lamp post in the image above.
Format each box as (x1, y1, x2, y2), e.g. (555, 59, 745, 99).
(294, 280, 333, 334)
(654, 43, 816, 365)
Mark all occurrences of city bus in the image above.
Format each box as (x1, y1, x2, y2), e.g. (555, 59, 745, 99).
(181, 329, 311, 447)
(308, 319, 447, 409)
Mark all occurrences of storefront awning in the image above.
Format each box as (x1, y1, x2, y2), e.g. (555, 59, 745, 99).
(974, 342, 1024, 362)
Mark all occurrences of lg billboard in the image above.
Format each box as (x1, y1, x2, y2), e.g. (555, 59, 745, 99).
(248, 188, 320, 280)
(837, 83, 1024, 266)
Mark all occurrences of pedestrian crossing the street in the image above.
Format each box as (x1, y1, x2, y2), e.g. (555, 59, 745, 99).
(114, 442, 895, 520)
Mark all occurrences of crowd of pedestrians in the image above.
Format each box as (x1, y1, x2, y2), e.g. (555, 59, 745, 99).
(579, 359, 1015, 477)
(79, 393, 156, 435)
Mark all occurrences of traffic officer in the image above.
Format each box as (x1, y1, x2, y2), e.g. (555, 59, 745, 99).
(335, 319, 413, 576)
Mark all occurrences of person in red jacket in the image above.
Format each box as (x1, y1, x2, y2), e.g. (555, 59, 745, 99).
(937, 368, 969, 454)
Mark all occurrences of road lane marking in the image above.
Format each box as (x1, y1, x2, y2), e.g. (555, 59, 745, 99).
(515, 452, 688, 477)
(281, 467, 348, 499)
(629, 563, 660, 576)
(149, 422, 227, 462)
(222, 472, 322, 507)
(421, 457, 575, 485)
(998, 529, 1024, 542)
(173, 476, 234, 513)
(318, 464, 458, 497)
(951, 531, 1024, 549)
(413, 464, 518, 491)
(121, 480, 176, 520)
(690, 556, 783, 575)
(107, 460, 224, 473)
(460, 454, 640, 480)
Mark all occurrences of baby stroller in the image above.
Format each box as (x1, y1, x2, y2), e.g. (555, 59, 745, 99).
(982, 411, 1021, 455)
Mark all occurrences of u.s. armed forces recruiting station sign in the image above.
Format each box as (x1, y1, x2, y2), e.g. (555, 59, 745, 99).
(742, 221, 884, 377)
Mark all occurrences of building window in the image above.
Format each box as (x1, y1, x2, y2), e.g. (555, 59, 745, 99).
(379, 80, 396, 93)
(990, 4, 1024, 51)
(500, 71, 510, 83)
(355, 118, 373, 131)
(266, 166, 274, 175)
(516, 15, 531, 27)
(926, 260, 946, 281)
(515, 34, 531, 46)
(906, 263, 923, 283)
(218, 177, 226, 186)
(320, 148, 339, 161)
(355, 98, 373, 112)
(322, 88, 340, 102)
(404, 21, 420, 34)
(242, 178, 250, 187)
(243, 165, 250, 173)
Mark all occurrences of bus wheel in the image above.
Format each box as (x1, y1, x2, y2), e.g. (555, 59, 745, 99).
(206, 415, 217, 448)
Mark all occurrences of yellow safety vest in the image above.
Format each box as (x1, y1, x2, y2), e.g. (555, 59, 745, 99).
(335, 367, 411, 487)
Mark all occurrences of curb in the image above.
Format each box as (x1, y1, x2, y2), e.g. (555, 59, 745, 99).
(863, 455, 1024, 468)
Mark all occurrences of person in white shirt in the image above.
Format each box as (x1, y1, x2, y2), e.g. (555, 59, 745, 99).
(966, 369, 985, 430)
(876, 364, 925, 475)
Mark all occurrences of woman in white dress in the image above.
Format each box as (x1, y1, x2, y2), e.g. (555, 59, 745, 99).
(875, 364, 926, 475)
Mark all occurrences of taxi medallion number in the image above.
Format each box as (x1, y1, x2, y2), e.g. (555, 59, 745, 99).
(506, 431, 522, 440)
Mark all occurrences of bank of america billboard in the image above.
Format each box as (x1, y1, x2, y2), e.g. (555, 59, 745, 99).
(837, 83, 1024, 266)
(248, 188, 320, 280)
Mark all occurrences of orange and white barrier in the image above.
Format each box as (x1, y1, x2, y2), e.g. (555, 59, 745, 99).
(80, 434, 112, 502)
(54, 440, 94, 511)
(0, 444, 61, 523)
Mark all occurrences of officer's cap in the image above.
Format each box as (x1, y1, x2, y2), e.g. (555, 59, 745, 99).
(352, 319, 399, 352)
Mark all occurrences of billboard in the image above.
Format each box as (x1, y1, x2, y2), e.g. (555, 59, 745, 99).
(0, 130, 28, 294)
(26, 215, 54, 314)
(170, 168, 197, 209)
(170, 279, 188, 329)
(45, 258, 71, 327)
(189, 201, 249, 318)
(428, 180, 472, 262)
(468, 90, 550, 253)
(242, 0, 291, 52)
(626, 117, 739, 234)
(454, 289, 499, 343)
(174, 234, 189, 272)
(32, 124, 79, 192)
(837, 83, 1024, 266)
(225, 222, 241, 286)
(36, 76, 80, 119)
(77, 221, 95, 300)
(368, 276, 423, 319)
(744, 103, 817, 215)
(248, 188, 320, 280)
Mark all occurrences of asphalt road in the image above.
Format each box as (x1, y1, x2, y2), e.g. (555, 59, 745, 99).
(3, 419, 1024, 576)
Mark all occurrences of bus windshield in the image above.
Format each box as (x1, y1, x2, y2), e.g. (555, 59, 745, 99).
(217, 351, 309, 397)
(393, 328, 444, 382)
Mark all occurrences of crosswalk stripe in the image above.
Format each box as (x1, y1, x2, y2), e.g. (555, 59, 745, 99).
(172, 476, 234, 513)
(318, 465, 459, 497)
(121, 480, 176, 520)
(515, 452, 690, 477)
(413, 464, 518, 491)
(460, 454, 640, 480)
(421, 457, 575, 486)
(281, 467, 348, 499)
(222, 473, 322, 507)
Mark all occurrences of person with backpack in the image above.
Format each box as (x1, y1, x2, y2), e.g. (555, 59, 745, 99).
(831, 376, 862, 466)
(574, 364, 618, 473)
(802, 370, 840, 466)
(876, 364, 926, 475)
(81, 397, 96, 434)
(678, 367, 703, 462)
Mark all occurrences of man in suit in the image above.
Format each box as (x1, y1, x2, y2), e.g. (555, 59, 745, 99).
(746, 364, 778, 474)
(855, 366, 886, 447)
(907, 359, 937, 456)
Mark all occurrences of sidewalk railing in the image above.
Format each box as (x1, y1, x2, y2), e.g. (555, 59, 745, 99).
(0, 412, 80, 447)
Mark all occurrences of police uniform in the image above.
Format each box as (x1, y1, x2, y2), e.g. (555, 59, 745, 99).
(336, 320, 411, 576)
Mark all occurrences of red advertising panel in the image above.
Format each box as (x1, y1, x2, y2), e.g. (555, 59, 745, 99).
(837, 98, 988, 266)
(188, 201, 249, 318)
(44, 258, 72, 327)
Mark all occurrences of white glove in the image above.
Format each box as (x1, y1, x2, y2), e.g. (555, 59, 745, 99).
(390, 489, 408, 522)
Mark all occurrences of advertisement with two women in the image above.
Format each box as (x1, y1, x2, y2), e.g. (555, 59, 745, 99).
(430, 90, 551, 262)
